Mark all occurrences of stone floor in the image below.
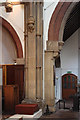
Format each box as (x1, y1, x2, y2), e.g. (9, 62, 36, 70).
(39, 99, 80, 120)
(40, 111, 80, 120)
(2, 100, 80, 120)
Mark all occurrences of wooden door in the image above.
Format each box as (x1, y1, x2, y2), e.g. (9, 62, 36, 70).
(14, 65, 24, 102)
(3, 85, 19, 112)
(3, 65, 24, 102)
(62, 73, 77, 99)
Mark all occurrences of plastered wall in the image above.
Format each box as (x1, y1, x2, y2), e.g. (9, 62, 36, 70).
(55, 28, 79, 100)
(0, 4, 24, 55)
(43, 1, 59, 49)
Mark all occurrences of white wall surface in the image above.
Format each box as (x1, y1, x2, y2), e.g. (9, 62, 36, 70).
(0, 69, 2, 85)
(43, 1, 59, 49)
(2, 26, 17, 64)
(55, 68, 62, 100)
(55, 28, 79, 100)
(60, 28, 79, 76)
(0, 5, 24, 56)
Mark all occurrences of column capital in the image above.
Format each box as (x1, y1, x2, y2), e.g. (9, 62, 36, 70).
(15, 58, 25, 65)
(47, 41, 58, 51)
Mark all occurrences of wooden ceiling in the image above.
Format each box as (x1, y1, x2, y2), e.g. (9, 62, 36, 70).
(63, 2, 80, 42)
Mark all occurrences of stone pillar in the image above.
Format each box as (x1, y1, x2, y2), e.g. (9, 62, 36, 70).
(27, 2, 36, 99)
(24, 2, 43, 102)
(24, 2, 36, 100)
(36, 2, 43, 99)
(24, 3, 28, 99)
(44, 41, 59, 112)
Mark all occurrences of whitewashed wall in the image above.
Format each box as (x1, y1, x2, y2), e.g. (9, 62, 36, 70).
(43, 1, 59, 49)
(55, 68, 62, 100)
(55, 28, 79, 100)
(2, 26, 17, 64)
(61, 28, 79, 76)
(0, 5, 24, 56)
(0, 69, 2, 85)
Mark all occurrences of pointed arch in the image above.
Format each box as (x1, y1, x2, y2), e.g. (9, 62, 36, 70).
(48, 2, 72, 41)
(0, 17, 23, 58)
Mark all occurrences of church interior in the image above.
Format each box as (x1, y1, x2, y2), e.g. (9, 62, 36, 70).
(0, 0, 80, 119)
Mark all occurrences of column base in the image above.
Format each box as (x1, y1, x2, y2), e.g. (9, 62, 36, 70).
(49, 106, 55, 112)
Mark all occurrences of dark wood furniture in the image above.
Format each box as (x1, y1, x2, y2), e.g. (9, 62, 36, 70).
(3, 65, 24, 102)
(3, 85, 19, 112)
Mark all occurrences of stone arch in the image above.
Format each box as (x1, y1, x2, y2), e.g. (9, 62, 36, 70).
(48, 2, 77, 42)
(45, 2, 79, 111)
(0, 17, 23, 58)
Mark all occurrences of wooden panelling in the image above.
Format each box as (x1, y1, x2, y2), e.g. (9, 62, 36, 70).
(3, 85, 19, 112)
(14, 65, 24, 102)
(3, 65, 24, 102)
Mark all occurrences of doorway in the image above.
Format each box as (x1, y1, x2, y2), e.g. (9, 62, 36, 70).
(62, 73, 77, 99)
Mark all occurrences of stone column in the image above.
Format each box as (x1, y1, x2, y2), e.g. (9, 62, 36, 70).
(40, 2, 43, 99)
(24, 3, 29, 99)
(24, 2, 43, 101)
(24, 2, 36, 99)
(36, 2, 43, 99)
(44, 41, 59, 112)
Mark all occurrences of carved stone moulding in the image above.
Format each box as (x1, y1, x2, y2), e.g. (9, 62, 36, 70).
(27, 16, 35, 33)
